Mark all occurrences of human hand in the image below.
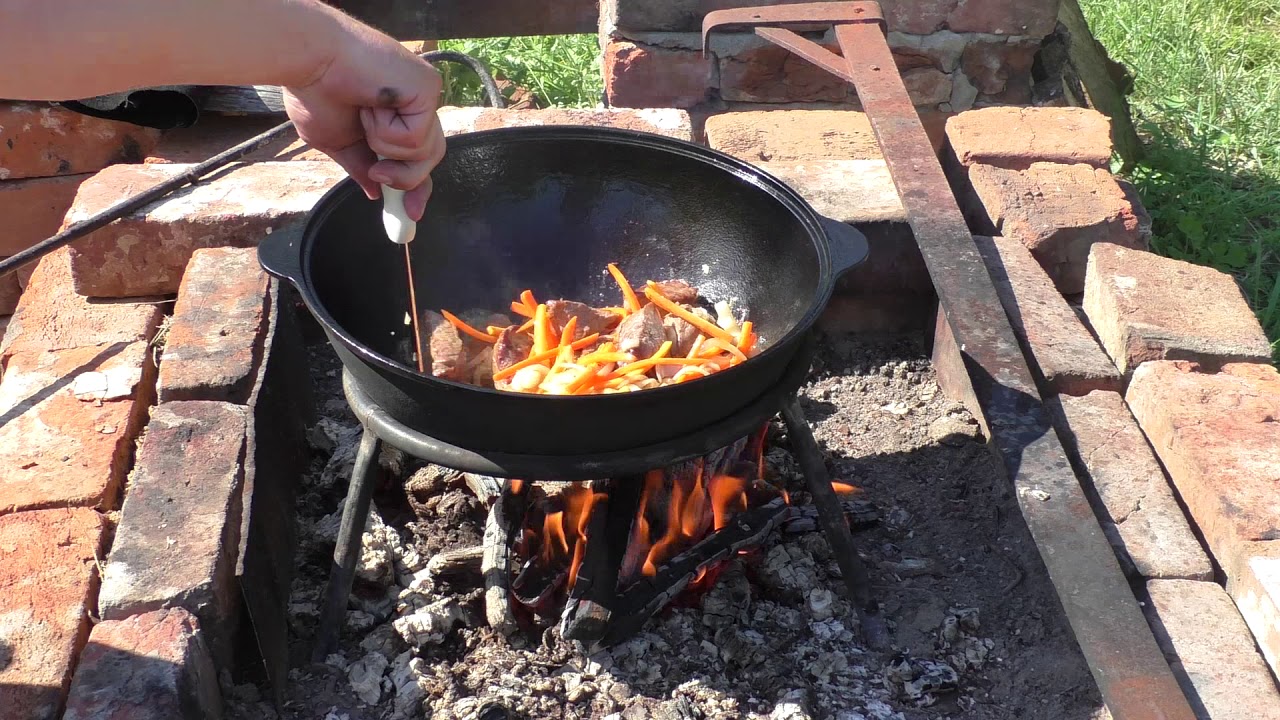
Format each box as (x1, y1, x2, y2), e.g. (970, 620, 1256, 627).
(282, 14, 444, 221)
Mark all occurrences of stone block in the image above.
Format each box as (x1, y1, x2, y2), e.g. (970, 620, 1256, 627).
(0, 507, 105, 720)
(62, 161, 346, 298)
(0, 174, 92, 256)
(1047, 391, 1212, 581)
(0, 102, 162, 181)
(1126, 361, 1280, 570)
(63, 608, 222, 720)
(702, 109, 949, 163)
(1082, 243, 1273, 374)
(975, 235, 1120, 395)
(0, 341, 156, 515)
(946, 107, 1113, 170)
(719, 42, 854, 104)
(157, 248, 270, 404)
(966, 162, 1147, 294)
(889, 31, 968, 73)
(604, 41, 715, 109)
(99, 401, 248, 668)
(0, 248, 165, 362)
(1226, 543, 1280, 681)
(948, 0, 1060, 36)
(1145, 579, 1280, 720)
(437, 106, 696, 141)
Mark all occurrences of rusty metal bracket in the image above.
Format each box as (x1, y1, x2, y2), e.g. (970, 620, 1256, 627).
(705, 5, 1198, 720)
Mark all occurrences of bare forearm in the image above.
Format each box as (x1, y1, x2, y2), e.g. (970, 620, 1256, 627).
(0, 0, 347, 101)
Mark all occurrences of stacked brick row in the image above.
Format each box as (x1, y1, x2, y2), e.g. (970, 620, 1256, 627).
(599, 0, 1062, 112)
(933, 106, 1280, 715)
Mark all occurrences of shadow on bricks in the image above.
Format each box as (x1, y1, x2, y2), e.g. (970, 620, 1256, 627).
(0, 341, 129, 429)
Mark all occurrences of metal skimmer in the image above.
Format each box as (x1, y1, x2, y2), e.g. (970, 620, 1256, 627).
(703, 4, 1196, 719)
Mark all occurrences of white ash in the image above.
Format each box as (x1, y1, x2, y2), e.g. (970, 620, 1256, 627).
(392, 593, 466, 647)
(346, 651, 388, 705)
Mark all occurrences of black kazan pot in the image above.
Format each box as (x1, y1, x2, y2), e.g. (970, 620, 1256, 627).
(259, 126, 868, 457)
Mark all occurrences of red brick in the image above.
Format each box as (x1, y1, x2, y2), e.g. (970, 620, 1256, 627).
(0, 247, 165, 362)
(719, 42, 853, 104)
(901, 68, 954, 106)
(146, 115, 324, 165)
(1126, 361, 1280, 571)
(157, 248, 269, 404)
(0, 102, 162, 181)
(99, 401, 247, 667)
(1227, 543, 1280, 679)
(759, 159, 906, 223)
(0, 507, 105, 720)
(438, 106, 695, 140)
(703, 109, 950, 163)
(0, 175, 91, 256)
(63, 608, 222, 720)
(960, 39, 1038, 99)
(879, 0, 958, 34)
(1048, 391, 1211, 580)
(1144, 579, 1280, 720)
(604, 41, 715, 109)
(0, 263, 20, 315)
(0, 341, 156, 515)
(948, 0, 1060, 35)
(609, 0, 819, 33)
(974, 236, 1120, 395)
(966, 162, 1147, 294)
(63, 161, 346, 297)
(1082, 244, 1273, 374)
(946, 107, 1114, 170)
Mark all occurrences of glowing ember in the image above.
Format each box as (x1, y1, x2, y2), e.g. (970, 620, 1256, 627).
(832, 480, 860, 495)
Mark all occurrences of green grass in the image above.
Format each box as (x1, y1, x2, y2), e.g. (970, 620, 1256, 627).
(437, 35, 603, 108)
(1079, 0, 1280, 357)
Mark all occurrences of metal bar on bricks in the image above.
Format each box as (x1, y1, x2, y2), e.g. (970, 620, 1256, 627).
(703, 4, 1198, 719)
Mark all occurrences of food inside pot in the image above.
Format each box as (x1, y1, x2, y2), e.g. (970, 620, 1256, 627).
(412, 263, 759, 394)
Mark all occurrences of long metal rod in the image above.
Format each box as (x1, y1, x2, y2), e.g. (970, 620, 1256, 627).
(827, 19, 1196, 720)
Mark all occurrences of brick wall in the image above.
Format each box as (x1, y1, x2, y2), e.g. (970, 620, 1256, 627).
(599, 0, 1061, 112)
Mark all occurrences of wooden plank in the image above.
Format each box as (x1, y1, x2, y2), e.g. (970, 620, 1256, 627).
(1057, 0, 1144, 170)
(332, 0, 599, 40)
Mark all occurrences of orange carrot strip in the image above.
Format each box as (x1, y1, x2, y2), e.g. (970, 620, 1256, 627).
(699, 338, 748, 363)
(441, 310, 497, 344)
(486, 325, 506, 336)
(607, 263, 642, 313)
(643, 284, 736, 344)
(518, 318, 535, 333)
(510, 301, 535, 319)
(578, 351, 632, 365)
(532, 304, 552, 355)
(493, 333, 601, 382)
(737, 321, 753, 349)
(520, 290, 537, 310)
(558, 316, 579, 347)
(566, 364, 608, 394)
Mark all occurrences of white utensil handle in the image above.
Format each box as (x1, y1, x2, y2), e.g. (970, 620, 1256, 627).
(377, 154, 416, 245)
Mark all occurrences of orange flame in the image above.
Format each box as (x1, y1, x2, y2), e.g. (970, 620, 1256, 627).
(536, 484, 602, 589)
(708, 474, 747, 531)
(832, 481, 859, 495)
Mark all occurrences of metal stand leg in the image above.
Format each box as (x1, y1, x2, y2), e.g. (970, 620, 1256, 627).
(780, 396, 890, 650)
(312, 428, 383, 662)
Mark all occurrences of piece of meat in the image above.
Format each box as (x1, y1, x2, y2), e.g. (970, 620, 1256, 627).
(650, 279, 699, 304)
(422, 310, 467, 381)
(546, 300, 617, 340)
(663, 315, 699, 357)
(493, 326, 533, 374)
(615, 303, 666, 359)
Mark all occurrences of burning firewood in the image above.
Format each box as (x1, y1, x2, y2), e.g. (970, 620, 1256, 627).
(424, 262, 759, 394)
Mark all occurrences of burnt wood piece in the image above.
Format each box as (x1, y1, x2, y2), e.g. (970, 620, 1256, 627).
(465, 473, 503, 504)
(780, 396, 889, 651)
(560, 478, 644, 649)
(782, 499, 880, 535)
(426, 545, 484, 579)
(601, 498, 797, 648)
(483, 478, 529, 635)
(512, 555, 568, 610)
(312, 429, 383, 662)
(328, 0, 596, 40)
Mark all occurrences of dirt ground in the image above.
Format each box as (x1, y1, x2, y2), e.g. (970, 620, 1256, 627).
(224, 329, 1107, 720)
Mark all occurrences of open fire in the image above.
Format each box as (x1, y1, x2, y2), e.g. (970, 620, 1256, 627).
(478, 425, 860, 649)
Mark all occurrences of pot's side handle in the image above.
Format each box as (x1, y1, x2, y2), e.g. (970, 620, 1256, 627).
(819, 216, 870, 277)
(258, 220, 305, 287)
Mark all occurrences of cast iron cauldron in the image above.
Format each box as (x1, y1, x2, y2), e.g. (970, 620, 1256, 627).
(258, 126, 868, 457)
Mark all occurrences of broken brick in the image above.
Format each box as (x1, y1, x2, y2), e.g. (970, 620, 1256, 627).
(604, 41, 715, 109)
(0, 341, 156, 515)
(1226, 542, 1280, 680)
(0, 264, 20, 315)
(948, 0, 1060, 36)
(0, 102, 162, 181)
(157, 248, 270, 404)
(945, 107, 1113, 170)
(703, 109, 949, 163)
(0, 174, 92, 256)
(62, 161, 346, 298)
(63, 608, 222, 720)
(719, 42, 854, 104)
(966, 162, 1148, 294)
(0, 507, 105, 720)
(1082, 243, 1273, 374)
(439, 106, 695, 140)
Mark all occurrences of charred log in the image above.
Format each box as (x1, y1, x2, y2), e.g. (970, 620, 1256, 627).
(560, 478, 643, 648)
(483, 477, 529, 635)
(426, 545, 484, 579)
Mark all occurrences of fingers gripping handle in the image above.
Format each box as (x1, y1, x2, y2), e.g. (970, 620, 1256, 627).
(377, 154, 416, 245)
